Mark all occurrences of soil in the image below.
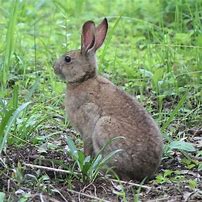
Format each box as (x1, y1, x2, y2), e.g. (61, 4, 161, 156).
(0, 128, 202, 202)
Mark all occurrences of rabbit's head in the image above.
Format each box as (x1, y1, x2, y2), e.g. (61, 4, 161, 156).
(54, 18, 108, 83)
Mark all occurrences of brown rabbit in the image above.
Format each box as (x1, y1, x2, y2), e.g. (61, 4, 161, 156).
(53, 18, 163, 181)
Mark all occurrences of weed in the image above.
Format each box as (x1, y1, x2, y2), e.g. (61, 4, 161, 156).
(66, 136, 123, 182)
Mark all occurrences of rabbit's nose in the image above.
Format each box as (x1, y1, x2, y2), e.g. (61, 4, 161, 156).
(53, 61, 57, 70)
(53, 60, 60, 70)
(53, 61, 59, 73)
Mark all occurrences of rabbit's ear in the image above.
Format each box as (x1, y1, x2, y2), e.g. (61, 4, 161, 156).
(95, 18, 108, 51)
(81, 21, 96, 54)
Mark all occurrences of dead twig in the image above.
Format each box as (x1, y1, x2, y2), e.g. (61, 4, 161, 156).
(109, 178, 151, 191)
(23, 163, 80, 175)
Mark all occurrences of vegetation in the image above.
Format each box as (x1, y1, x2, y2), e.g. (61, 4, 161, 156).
(0, 0, 201, 201)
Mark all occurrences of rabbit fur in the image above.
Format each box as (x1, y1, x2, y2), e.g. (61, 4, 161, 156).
(53, 18, 163, 181)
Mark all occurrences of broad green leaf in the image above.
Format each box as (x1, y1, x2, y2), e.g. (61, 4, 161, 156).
(188, 179, 197, 189)
(198, 163, 202, 171)
(66, 137, 78, 160)
(169, 140, 196, 152)
(83, 155, 91, 165)
(0, 192, 5, 201)
(77, 150, 85, 170)
(139, 68, 153, 78)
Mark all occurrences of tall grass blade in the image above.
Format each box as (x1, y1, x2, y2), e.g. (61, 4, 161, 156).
(161, 94, 187, 132)
(133, 178, 147, 202)
(53, 0, 69, 14)
(0, 109, 15, 141)
(0, 102, 31, 154)
(25, 78, 40, 101)
(101, 149, 123, 165)
(1, 0, 19, 86)
(96, 136, 125, 158)
(10, 85, 19, 109)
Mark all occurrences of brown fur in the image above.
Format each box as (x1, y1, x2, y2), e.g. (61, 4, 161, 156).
(53, 18, 163, 181)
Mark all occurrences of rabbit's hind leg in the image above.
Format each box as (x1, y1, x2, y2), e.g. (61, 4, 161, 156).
(92, 116, 124, 154)
(92, 116, 136, 179)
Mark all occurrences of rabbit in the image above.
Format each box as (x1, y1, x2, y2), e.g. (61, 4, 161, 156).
(53, 18, 163, 181)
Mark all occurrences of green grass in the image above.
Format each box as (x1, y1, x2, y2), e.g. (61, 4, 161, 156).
(0, 0, 201, 201)
(1, 0, 19, 86)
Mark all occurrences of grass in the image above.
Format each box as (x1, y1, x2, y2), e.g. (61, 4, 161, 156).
(66, 136, 123, 182)
(0, 0, 202, 201)
(1, 0, 19, 86)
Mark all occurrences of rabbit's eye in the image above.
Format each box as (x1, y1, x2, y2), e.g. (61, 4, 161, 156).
(64, 56, 71, 63)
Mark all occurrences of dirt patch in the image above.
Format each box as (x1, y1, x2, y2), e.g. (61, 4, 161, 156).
(1, 136, 201, 202)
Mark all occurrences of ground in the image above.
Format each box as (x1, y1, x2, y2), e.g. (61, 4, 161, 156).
(1, 125, 202, 201)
